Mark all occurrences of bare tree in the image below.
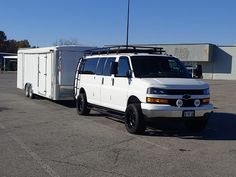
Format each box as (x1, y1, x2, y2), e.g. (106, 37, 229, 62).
(53, 39, 79, 46)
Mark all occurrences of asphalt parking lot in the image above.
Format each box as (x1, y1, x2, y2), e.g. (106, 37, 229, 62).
(1, 72, 236, 177)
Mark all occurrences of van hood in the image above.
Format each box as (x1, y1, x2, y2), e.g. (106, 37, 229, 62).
(139, 78, 209, 90)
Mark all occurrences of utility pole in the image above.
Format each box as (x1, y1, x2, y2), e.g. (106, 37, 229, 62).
(126, 0, 130, 47)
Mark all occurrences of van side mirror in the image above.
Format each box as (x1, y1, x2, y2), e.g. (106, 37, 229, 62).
(110, 62, 118, 75)
(195, 65, 203, 79)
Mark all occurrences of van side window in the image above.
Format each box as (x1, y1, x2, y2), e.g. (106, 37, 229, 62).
(82, 58, 99, 74)
(103, 57, 116, 76)
(96, 58, 106, 75)
(116, 57, 130, 77)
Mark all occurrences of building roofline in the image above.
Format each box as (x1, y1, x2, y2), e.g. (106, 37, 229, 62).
(133, 43, 216, 46)
(218, 45, 236, 47)
(0, 52, 17, 55)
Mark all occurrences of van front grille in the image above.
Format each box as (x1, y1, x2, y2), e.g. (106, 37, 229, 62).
(166, 90, 204, 95)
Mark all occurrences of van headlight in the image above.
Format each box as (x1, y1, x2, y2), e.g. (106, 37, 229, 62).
(203, 88, 210, 95)
(147, 88, 167, 94)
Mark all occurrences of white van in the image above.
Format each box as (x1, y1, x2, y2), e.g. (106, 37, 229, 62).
(74, 46, 213, 134)
(17, 46, 94, 100)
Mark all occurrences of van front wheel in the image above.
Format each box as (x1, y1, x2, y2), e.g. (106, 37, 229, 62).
(125, 103, 146, 134)
(76, 93, 90, 115)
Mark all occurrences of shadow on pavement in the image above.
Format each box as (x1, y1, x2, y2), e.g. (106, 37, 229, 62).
(34, 96, 76, 108)
(30, 96, 236, 141)
(145, 112, 236, 141)
(55, 100, 76, 108)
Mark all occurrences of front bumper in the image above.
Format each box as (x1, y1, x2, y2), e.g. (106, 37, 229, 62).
(141, 103, 213, 118)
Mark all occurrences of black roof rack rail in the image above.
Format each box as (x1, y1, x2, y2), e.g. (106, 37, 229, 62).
(84, 45, 166, 56)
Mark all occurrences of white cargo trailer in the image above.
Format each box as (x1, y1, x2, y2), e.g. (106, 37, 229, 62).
(17, 46, 94, 100)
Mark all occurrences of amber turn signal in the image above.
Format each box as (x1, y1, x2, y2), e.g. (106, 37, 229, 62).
(202, 98, 210, 104)
(146, 97, 169, 104)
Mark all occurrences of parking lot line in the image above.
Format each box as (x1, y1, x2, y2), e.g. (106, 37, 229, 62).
(130, 135, 169, 151)
(0, 122, 61, 177)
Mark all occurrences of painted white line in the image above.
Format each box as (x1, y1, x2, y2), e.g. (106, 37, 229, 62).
(0, 122, 60, 177)
(132, 135, 169, 151)
(9, 134, 61, 177)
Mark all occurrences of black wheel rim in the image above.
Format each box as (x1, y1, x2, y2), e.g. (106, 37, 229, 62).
(127, 110, 136, 129)
(29, 87, 32, 97)
(25, 89, 28, 96)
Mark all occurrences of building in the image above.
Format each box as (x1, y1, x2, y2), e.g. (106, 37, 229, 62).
(0, 52, 17, 71)
(144, 44, 236, 80)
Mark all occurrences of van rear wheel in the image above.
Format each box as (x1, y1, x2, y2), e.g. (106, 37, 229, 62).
(29, 85, 35, 99)
(125, 103, 146, 134)
(77, 93, 90, 115)
(25, 84, 29, 97)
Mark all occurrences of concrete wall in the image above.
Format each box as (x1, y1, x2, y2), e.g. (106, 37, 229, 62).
(158, 44, 213, 62)
(202, 46, 236, 80)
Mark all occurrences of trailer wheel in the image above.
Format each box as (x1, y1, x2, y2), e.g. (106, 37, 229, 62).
(125, 103, 146, 134)
(77, 93, 90, 115)
(29, 85, 35, 99)
(25, 84, 29, 97)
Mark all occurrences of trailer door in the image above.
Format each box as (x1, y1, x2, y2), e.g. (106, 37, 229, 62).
(38, 54, 47, 95)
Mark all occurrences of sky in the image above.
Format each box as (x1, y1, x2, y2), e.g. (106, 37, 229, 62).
(1, 0, 236, 47)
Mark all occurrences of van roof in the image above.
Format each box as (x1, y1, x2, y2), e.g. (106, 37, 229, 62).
(85, 53, 170, 59)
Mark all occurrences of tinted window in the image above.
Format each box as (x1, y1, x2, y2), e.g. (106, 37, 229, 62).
(117, 57, 130, 77)
(82, 58, 99, 74)
(131, 56, 190, 78)
(103, 57, 116, 76)
(96, 58, 106, 75)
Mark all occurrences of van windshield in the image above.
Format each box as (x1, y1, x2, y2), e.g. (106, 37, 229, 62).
(131, 56, 191, 78)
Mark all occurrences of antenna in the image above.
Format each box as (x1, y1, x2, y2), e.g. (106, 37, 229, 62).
(126, 0, 130, 48)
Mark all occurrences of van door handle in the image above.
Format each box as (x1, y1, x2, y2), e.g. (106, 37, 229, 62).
(112, 78, 114, 86)
(102, 78, 104, 85)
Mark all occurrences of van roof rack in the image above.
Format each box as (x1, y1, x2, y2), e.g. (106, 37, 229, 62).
(85, 45, 166, 56)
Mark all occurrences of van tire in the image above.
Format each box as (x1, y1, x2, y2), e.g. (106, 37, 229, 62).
(29, 85, 35, 99)
(125, 103, 146, 134)
(77, 93, 90, 115)
(25, 84, 29, 97)
(184, 118, 208, 132)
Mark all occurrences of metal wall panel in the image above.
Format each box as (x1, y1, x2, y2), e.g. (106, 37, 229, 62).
(149, 44, 213, 62)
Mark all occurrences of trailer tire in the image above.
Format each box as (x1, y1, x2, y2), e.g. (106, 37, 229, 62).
(29, 85, 35, 99)
(77, 93, 90, 115)
(25, 84, 29, 97)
